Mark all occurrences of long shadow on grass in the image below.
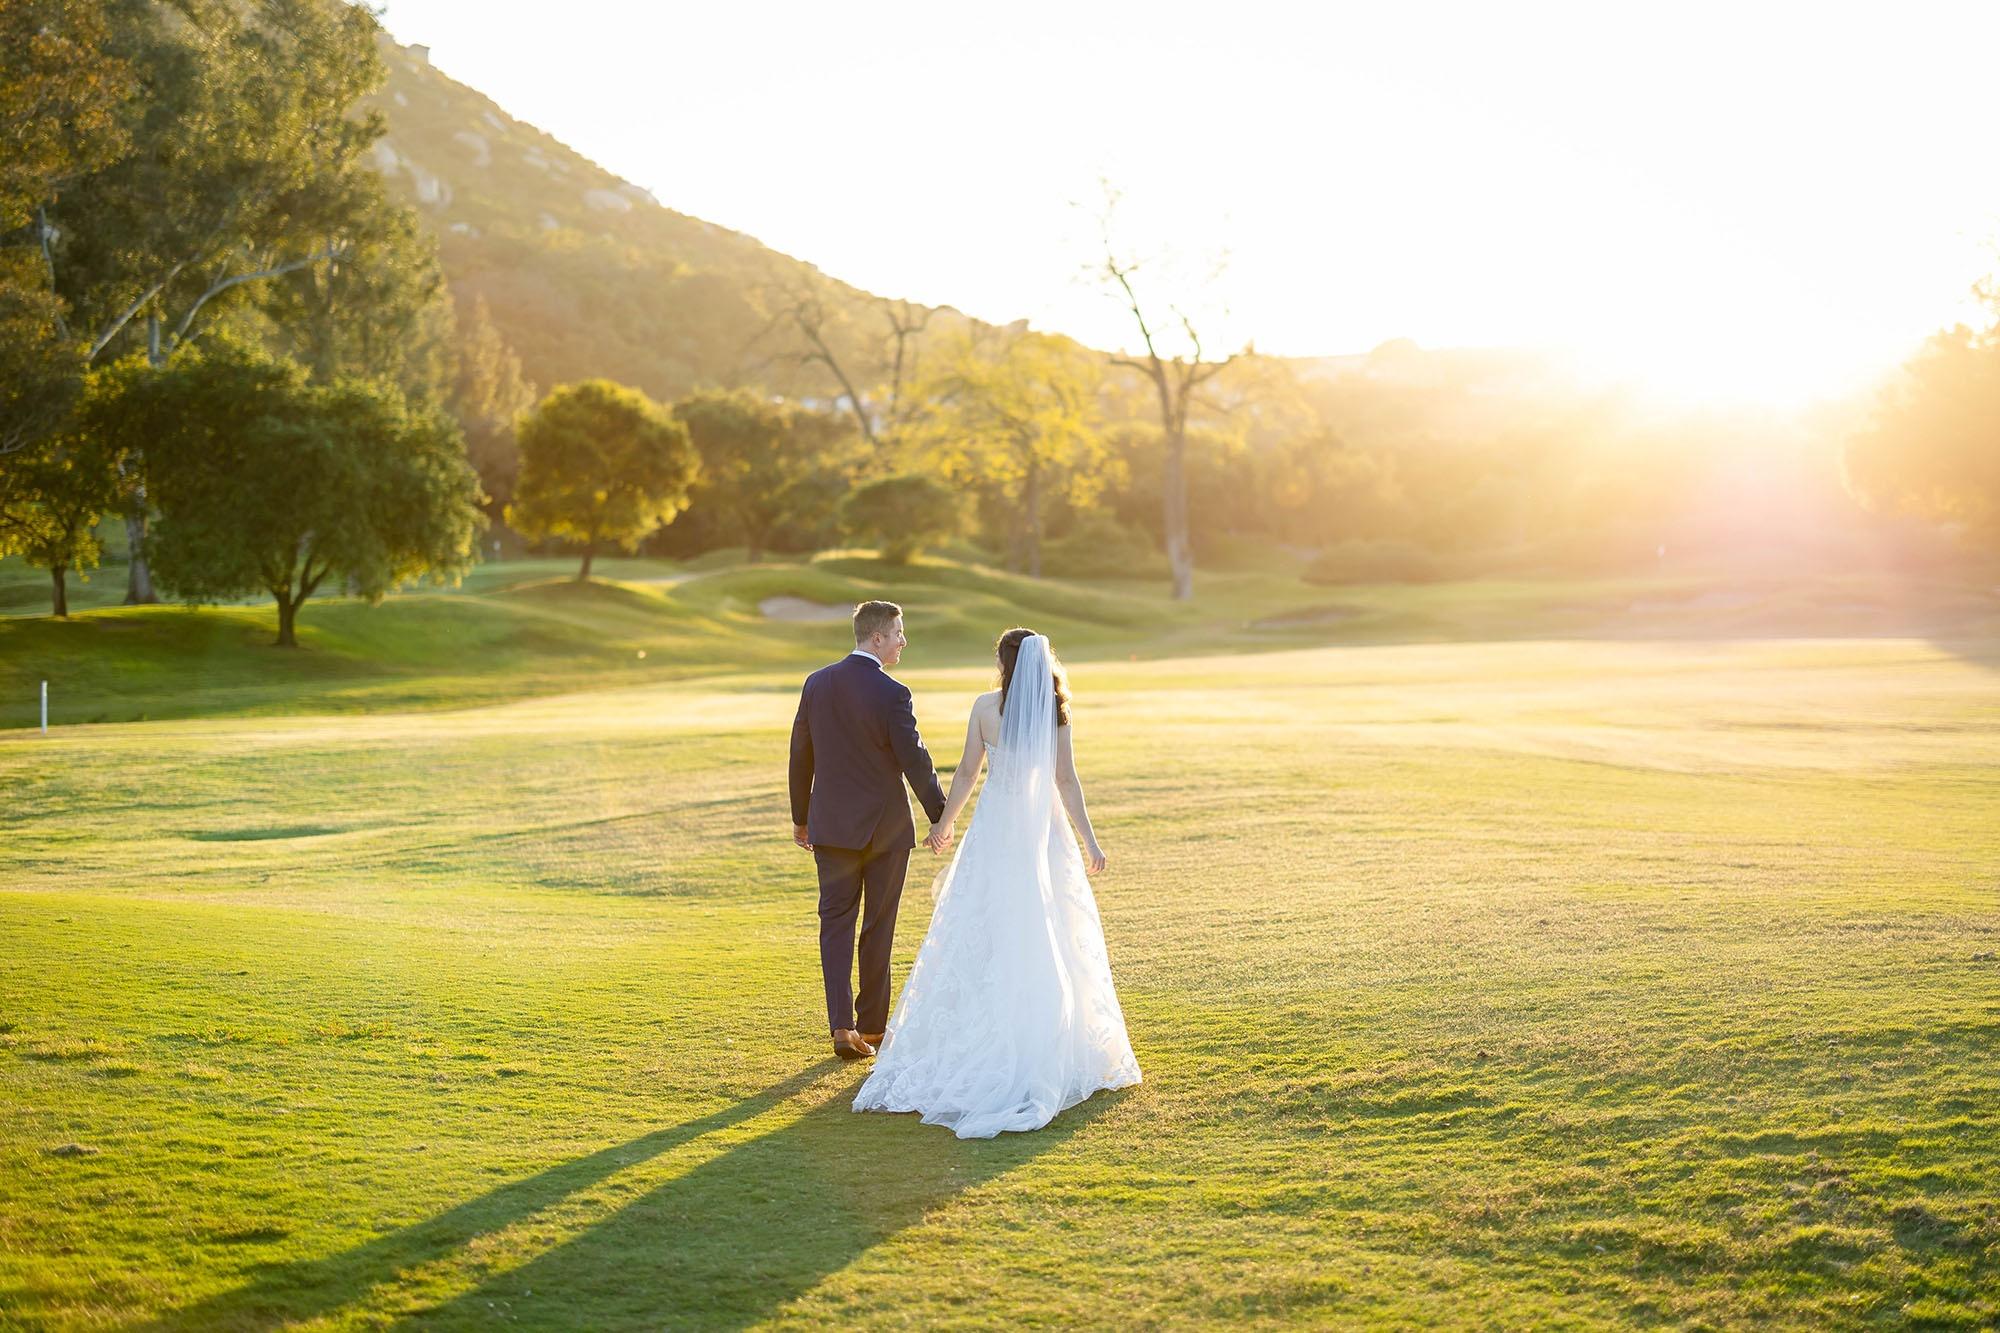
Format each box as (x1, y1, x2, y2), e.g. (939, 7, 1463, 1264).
(151, 1068, 1112, 1331)
(410, 1079, 1114, 1330)
(146, 1067, 830, 1331)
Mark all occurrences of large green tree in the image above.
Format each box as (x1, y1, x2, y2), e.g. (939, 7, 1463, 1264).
(254, 184, 453, 397)
(911, 331, 1104, 577)
(35, 0, 394, 602)
(673, 388, 854, 561)
(508, 380, 699, 580)
(447, 295, 537, 523)
(0, 0, 133, 459)
(0, 426, 123, 617)
(55, 0, 386, 365)
(0, 0, 132, 229)
(86, 342, 484, 646)
(1845, 317, 2000, 549)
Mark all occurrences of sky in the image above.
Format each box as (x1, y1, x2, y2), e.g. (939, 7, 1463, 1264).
(377, 0, 2000, 407)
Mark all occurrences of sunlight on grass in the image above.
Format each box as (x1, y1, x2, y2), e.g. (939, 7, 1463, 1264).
(1, 622, 1996, 1326)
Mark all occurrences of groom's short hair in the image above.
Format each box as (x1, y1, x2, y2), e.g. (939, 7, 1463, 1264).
(853, 600, 902, 642)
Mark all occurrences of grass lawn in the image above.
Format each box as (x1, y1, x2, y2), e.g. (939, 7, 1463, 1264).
(1, 556, 1997, 1327)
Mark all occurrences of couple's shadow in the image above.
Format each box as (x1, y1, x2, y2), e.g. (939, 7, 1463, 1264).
(155, 1062, 1111, 1330)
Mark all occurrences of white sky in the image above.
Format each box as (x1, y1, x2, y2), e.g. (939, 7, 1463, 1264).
(378, 0, 2000, 405)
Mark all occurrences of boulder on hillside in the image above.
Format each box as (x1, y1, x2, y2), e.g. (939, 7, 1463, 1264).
(451, 130, 490, 167)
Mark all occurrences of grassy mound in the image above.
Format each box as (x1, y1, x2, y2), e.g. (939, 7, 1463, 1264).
(6, 545, 1998, 730)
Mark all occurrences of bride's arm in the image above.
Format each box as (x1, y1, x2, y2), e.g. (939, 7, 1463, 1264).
(924, 707, 985, 850)
(1055, 723, 1106, 874)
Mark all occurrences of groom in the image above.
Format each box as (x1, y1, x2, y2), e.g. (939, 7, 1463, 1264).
(789, 600, 947, 1061)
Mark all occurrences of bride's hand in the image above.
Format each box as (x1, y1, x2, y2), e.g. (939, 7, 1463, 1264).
(924, 822, 952, 853)
(1085, 843, 1106, 875)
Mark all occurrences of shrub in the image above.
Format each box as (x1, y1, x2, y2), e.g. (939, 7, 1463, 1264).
(1040, 513, 1168, 579)
(840, 475, 960, 564)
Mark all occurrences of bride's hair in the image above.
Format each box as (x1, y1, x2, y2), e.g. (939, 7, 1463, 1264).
(996, 627, 1071, 726)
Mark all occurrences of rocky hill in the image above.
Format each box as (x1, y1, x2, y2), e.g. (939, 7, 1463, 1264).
(360, 37, 976, 409)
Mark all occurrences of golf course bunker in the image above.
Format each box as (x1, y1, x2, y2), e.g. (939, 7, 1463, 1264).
(759, 596, 853, 622)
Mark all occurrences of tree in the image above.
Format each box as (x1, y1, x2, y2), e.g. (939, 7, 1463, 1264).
(673, 388, 855, 561)
(255, 183, 453, 397)
(876, 296, 935, 433)
(508, 380, 699, 580)
(36, 0, 394, 602)
(1094, 188, 1244, 600)
(761, 270, 881, 446)
(0, 427, 123, 617)
(0, 0, 132, 230)
(85, 341, 484, 646)
(1845, 318, 2000, 548)
(0, 0, 133, 460)
(911, 331, 1104, 577)
(0, 262, 84, 461)
(447, 294, 536, 521)
(841, 476, 961, 564)
(0, 0, 132, 616)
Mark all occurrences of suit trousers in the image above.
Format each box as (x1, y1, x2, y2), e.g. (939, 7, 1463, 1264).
(813, 825, 912, 1035)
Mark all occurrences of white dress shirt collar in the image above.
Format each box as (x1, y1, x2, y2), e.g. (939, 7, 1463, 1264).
(848, 647, 884, 667)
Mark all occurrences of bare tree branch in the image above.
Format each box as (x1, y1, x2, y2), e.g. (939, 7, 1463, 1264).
(34, 206, 66, 341)
(171, 244, 347, 347)
(879, 296, 935, 428)
(87, 263, 182, 361)
(765, 271, 879, 446)
(1173, 305, 1205, 364)
(1092, 184, 1249, 601)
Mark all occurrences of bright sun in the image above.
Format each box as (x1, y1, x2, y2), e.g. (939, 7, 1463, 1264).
(380, 0, 2000, 410)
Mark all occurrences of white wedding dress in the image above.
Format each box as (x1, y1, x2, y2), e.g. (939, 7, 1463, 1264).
(853, 635, 1141, 1138)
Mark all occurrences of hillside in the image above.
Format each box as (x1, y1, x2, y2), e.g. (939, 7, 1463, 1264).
(360, 38, 978, 407)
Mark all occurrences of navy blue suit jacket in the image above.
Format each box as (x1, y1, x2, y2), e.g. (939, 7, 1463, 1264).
(790, 653, 947, 852)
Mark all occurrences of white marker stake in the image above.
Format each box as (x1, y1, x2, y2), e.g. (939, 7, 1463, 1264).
(41, 680, 48, 736)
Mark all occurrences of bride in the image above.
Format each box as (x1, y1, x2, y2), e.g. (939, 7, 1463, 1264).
(853, 628, 1141, 1138)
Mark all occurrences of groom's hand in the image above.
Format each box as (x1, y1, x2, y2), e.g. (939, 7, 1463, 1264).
(792, 823, 813, 850)
(924, 822, 952, 853)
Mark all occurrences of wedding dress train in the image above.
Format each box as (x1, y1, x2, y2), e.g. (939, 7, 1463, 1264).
(853, 636, 1140, 1139)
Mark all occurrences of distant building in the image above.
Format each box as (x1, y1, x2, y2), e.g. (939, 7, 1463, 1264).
(409, 44, 431, 65)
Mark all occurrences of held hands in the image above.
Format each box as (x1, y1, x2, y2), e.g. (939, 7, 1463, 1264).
(923, 820, 954, 854)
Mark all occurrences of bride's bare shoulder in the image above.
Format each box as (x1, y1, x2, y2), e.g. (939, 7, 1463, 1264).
(969, 690, 1003, 733)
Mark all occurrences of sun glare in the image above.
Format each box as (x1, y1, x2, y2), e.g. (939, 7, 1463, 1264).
(379, 0, 2000, 409)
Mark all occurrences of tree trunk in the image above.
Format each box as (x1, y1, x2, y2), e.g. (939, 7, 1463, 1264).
(274, 593, 299, 647)
(123, 315, 166, 605)
(578, 545, 595, 581)
(122, 509, 157, 604)
(1162, 425, 1194, 600)
(51, 566, 68, 618)
(1023, 453, 1043, 579)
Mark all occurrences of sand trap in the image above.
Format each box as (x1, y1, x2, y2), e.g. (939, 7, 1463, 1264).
(760, 596, 852, 622)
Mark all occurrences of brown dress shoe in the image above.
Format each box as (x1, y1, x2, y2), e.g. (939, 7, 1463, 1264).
(832, 1029, 875, 1060)
(860, 1032, 885, 1049)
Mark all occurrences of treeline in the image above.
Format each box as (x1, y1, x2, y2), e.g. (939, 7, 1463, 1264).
(5, 3, 1991, 644)
(0, 0, 517, 639)
(1843, 287, 2000, 552)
